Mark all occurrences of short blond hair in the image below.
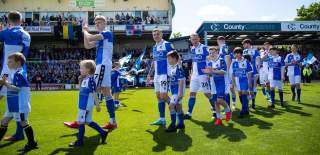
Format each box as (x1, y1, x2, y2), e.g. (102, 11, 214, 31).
(208, 46, 218, 51)
(152, 28, 162, 33)
(80, 60, 96, 75)
(94, 15, 106, 22)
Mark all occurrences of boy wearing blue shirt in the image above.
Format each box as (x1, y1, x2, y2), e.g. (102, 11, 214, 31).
(230, 47, 253, 118)
(69, 60, 108, 147)
(0, 53, 37, 152)
(242, 39, 260, 109)
(268, 48, 286, 108)
(165, 51, 186, 132)
(111, 62, 122, 108)
(284, 44, 302, 103)
(203, 47, 231, 125)
(217, 36, 236, 110)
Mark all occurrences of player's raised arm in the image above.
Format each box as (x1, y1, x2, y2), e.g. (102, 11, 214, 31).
(83, 24, 97, 49)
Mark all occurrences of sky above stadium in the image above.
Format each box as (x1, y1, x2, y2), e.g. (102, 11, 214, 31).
(172, 0, 319, 36)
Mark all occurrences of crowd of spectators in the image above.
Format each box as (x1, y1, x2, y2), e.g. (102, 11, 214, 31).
(1, 12, 168, 27)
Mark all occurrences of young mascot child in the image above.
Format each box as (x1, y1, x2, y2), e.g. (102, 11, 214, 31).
(165, 50, 186, 132)
(268, 48, 286, 108)
(202, 47, 231, 125)
(111, 62, 122, 108)
(230, 47, 253, 118)
(0, 53, 37, 152)
(69, 60, 108, 147)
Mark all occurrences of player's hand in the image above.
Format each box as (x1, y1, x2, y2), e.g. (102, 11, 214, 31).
(96, 105, 101, 112)
(82, 23, 89, 32)
(0, 23, 3, 31)
(281, 76, 285, 82)
(1, 76, 8, 85)
(178, 94, 183, 100)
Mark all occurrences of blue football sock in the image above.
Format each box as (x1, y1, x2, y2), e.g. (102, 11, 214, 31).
(114, 100, 119, 106)
(170, 111, 176, 126)
(279, 90, 284, 104)
(187, 97, 196, 114)
(252, 92, 257, 105)
(209, 95, 216, 111)
(106, 97, 115, 119)
(262, 87, 266, 96)
(225, 93, 230, 107)
(243, 95, 249, 112)
(77, 124, 85, 144)
(270, 90, 275, 104)
(13, 121, 24, 139)
(291, 86, 296, 99)
(232, 93, 236, 102)
(266, 88, 270, 96)
(177, 112, 184, 125)
(158, 100, 165, 118)
(88, 122, 105, 135)
(239, 95, 245, 113)
(297, 89, 301, 100)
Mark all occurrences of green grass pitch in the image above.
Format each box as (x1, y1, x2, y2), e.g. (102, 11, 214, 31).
(0, 84, 320, 155)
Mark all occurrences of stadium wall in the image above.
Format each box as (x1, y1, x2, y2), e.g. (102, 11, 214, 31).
(0, 0, 169, 11)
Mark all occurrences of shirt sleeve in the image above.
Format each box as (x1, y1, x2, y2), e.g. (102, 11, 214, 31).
(22, 32, 31, 57)
(165, 42, 175, 52)
(177, 67, 185, 80)
(101, 31, 113, 41)
(284, 54, 289, 63)
(0, 29, 7, 42)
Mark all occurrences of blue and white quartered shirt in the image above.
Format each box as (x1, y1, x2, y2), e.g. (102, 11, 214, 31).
(284, 53, 302, 76)
(168, 64, 185, 95)
(207, 55, 228, 95)
(191, 43, 208, 76)
(96, 31, 113, 66)
(268, 55, 285, 81)
(0, 26, 30, 72)
(152, 39, 174, 76)
(78, 76, 96, 110)
(111, 69, 121, 88)
(6, 68, 30, 113)
(243, 48, 260, 75)
(231, 58, 253, 87)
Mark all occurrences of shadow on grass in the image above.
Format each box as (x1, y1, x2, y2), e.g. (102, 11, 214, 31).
(191, 119, 246, 142)
(118, 98, 129, 102)
(280, 104, 312, 117)
(131, 109, 143, 113)
(299, 102, 320, 109)
(232, 111, 273, 129)
(0, 140, 19, 149)
(146, 126, 192, 152)
(250, 105, 284, 118)
(49, 134, 103, 155)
